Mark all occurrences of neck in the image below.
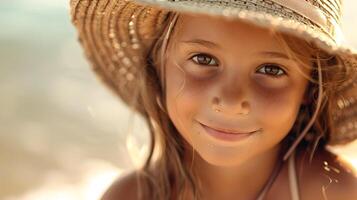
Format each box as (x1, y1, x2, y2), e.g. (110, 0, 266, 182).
(185, 144, 282, 200)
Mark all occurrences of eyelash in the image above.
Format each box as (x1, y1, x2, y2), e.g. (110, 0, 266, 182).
(190, 53, 287, 77)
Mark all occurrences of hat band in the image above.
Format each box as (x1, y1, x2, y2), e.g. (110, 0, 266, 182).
(271, 0, 344, 44)
(271, 0, 327, 28)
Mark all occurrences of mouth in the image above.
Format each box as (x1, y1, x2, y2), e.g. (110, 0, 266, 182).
(199, 122, 261, 142)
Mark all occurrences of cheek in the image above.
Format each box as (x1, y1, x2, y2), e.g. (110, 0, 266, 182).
(254, 83, 304, 139)
(165, 63, 209, 141)
(166, 66, 206, 112)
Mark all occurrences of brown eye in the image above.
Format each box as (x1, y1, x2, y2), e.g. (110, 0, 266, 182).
(191, 53, 219, 66)
(257, 64, 286, 77)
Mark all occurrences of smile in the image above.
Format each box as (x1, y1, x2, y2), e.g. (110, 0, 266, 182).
(199, 123, 260, 142)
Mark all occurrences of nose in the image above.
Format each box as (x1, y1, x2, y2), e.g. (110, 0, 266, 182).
(212, 76, 251, 116)
(212, 96, 250, 115)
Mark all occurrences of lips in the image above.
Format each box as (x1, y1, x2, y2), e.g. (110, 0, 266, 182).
(198, 122, 260, 143)
(199, 122, 258, 135)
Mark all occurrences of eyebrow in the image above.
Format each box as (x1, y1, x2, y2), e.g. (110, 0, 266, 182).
(257, 51, 292, 60)
(179, 39, 221, 49)
(180, 39, 292, 60)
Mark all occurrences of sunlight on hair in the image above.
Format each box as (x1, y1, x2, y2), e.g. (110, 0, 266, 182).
(327, 140, 357, 175)
(5, 160, 121, 200)
(339, 156, 357, 174)
(126, 134, 149, 168)
(125, 113, 150, 168)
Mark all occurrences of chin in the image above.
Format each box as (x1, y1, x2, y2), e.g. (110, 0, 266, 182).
(201, 154, 248, 167)
(195, 145, 252, 167)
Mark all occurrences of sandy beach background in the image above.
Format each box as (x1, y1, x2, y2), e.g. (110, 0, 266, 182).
(0, 0, 356, 199)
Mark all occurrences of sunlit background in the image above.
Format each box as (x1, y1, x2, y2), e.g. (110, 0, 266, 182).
(0, 0, 356, 199)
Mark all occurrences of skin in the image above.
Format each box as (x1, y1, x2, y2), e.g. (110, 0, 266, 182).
(101, 13, 357, 200)
(164, 14, 311, 199)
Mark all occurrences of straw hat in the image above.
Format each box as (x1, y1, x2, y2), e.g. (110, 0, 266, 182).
(69, 0, 357, 146)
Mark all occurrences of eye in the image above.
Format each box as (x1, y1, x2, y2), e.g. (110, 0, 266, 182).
(257, 63, 286, 77)
(191, 53, 219, 67)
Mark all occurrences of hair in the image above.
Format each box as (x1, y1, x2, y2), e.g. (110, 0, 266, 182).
(130, 12, 353, 200)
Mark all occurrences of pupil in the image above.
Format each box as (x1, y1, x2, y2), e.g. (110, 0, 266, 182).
(267, 65, 278, 74)
(198, 55, 210, 64)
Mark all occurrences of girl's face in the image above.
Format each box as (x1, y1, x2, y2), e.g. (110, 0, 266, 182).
(164, 14, 311, 166)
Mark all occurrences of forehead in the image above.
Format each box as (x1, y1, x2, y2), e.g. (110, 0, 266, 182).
(174, 13, 285, 52)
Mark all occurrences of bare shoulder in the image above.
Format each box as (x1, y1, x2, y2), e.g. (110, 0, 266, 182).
(100, 170, 142, 200)
(297, 148, 357, 200)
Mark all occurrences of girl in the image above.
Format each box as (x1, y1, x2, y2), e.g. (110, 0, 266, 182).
(70, 0, 357, 199)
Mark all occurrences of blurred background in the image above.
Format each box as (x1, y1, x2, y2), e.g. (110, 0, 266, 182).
(0, 0, 356, 199)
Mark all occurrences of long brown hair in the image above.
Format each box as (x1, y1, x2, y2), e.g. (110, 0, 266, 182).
(131, 11, 352, 200)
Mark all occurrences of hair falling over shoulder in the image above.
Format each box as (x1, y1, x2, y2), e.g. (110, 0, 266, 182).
(132, 12, 199, 200)
(128, 12, 355, 200)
